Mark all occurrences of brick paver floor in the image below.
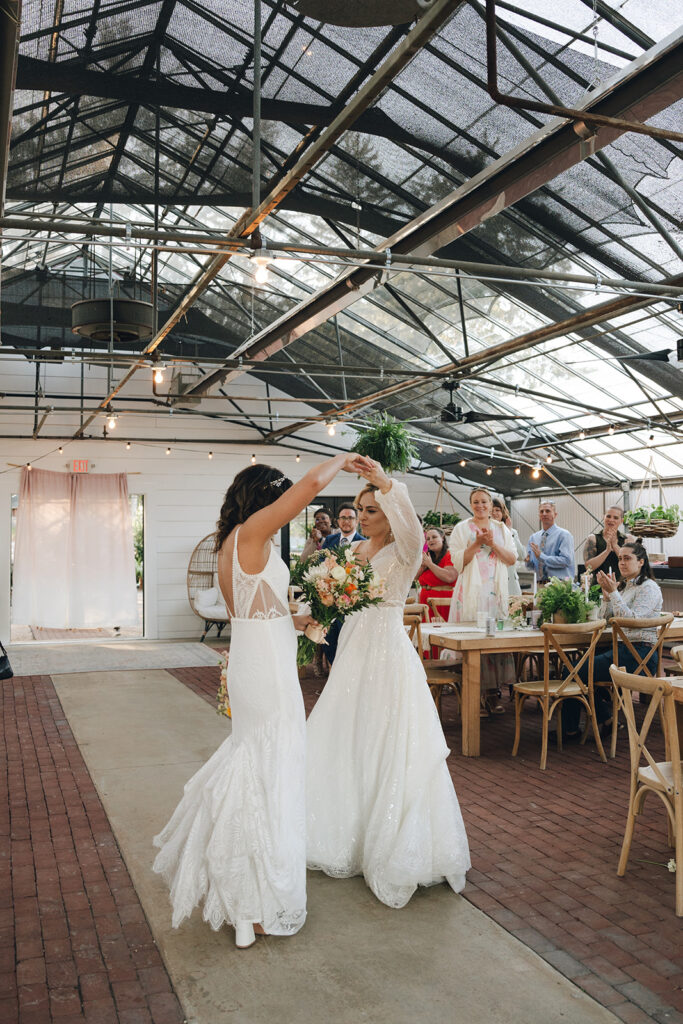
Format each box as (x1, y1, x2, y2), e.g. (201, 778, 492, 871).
(1, 675, 185, 1024)
(170, 664, 683, 1024)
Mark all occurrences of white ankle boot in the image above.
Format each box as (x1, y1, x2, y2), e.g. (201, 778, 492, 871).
(235, 922, 256, 949)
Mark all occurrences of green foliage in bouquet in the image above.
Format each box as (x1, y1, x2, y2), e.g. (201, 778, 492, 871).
(351, 413, 418, 474)
(623, 504, 682, 527)
(423, 510, 461, 528)
(536, 577, 594, 624)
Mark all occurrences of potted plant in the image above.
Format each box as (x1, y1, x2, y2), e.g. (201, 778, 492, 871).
(623, 503, 681, 539)
(423, 510, 461, 530)
(536, 577, 596, 625)
(351, 413, 418, 474)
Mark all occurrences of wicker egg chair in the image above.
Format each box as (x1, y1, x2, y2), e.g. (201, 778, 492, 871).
(187, 532, 229, 642)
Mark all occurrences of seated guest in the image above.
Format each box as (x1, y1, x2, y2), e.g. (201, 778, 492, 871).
(418, 526, 457, 615)
(526, 500, 575, 582)
(583, 505, 631, 579)
(300, 506, 338, 560)
(562, 541, 663, 737)
(322, 505, 365, 665)
(492, 498, 525, 597)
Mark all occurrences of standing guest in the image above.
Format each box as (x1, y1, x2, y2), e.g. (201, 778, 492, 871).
(321, 505, 365, 665)
(300, 507, 338, 560)
(526, 500, 575, 582)
(492, 498, 525, 597)
(583, 506, 631, 579)
(418, 527, 457, 621)
(562, 541, 663, 738)
(448, 488, 517, 714)
(321, 504, 364, 550)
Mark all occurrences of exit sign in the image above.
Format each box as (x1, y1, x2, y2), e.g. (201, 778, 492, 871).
(72, 459, 89, 473)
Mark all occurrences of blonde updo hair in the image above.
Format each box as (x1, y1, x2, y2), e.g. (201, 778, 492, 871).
(469, 487, 493, 504)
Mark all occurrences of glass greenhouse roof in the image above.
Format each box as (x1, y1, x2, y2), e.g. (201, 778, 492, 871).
(2, 0, 682, 492)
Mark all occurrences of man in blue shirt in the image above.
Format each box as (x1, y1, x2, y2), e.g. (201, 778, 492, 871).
(526, 500, 575, 582)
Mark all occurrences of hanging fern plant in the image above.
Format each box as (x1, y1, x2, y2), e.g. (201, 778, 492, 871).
(351, 413, 418, 474)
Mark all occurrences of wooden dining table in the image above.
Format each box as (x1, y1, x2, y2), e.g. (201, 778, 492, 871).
(429, 619, 683, 757)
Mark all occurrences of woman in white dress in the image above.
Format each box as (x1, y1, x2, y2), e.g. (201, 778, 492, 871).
(448, 488, 517, 714)
(153, 452, 369, 948)
(306, 459, 470, 908)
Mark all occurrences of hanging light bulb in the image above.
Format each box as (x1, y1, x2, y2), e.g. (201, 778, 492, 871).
(532, 463, 541, 479)
(254, 261, 270, 285)
(126, 442, 131, 451)
(296, 454, 301, 463)
(327, 421, 336, 437)
(608, 424, 615, 435)
(107, 414, 116, 430)
(58, 446, 63, 455)
(514, 466, 521, 475)
(26, 463, 32, 471)
(436, 444, 443, 454)
(166, 446, 171, 455)
(459, 458, 466, 467)
(648, 433, 655, 445)
(579, 429, 586, 440)
(251, 454, 256, 465)
(546, 454, 553, 464)
(251, 243, 271, 285)
(486, 466, 493, 476)
(208, 451, 213, 460)
(154, 367, 164, 385)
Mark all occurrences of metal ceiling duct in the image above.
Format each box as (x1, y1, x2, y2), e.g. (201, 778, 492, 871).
(71, 299, 154, 344)
(289, 0, 436, 27)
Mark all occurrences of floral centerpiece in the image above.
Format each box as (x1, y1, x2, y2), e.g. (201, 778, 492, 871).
(216, 650, 231, 718)
(291, 546, 385, 665)
(508, 595, 535, 628)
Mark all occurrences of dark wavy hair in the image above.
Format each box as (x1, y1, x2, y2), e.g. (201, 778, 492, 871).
(424, 525, 448, 564)
(215, 464, 292, 551)
(617, 541, 655, 590)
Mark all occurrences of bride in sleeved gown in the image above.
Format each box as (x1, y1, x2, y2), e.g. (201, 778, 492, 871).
(306, 460, 470, 908)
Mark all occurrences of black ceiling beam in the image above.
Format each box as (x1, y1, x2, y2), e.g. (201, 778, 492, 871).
(0, 0, 20, 217)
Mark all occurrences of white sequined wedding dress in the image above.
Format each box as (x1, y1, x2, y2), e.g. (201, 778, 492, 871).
(153, 528, 306, 935)
(306, 482, 470, 908)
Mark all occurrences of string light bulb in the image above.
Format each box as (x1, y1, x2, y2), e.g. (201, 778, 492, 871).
(208, 451, 213, 460)
(532, 463, 541, 479)
(459, 459, 466, 467)
(166, 447, 171, 455)
(58, 446, 63, 455)
(514, 466, 521, 475)
(107, 414, 116, 430)
(546, 454, 553, 464)
(608, 424, 615, 435)
(26, 463, 32, 471)
(126, 442, 131, 450)
(579, 429, 586, 440)
(296, 454, 300, 463)
(648, 433, 655, 445)
(436, 444, 443, 454)
(486, 466, 493, 476)
(251, 454, 256, 465)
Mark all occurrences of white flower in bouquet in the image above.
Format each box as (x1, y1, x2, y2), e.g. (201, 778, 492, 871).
(330, 564, 348, 583)
(303, 562, 328, 582)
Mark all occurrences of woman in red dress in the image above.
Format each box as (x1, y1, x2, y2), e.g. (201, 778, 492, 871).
(418, 528, 457, 654)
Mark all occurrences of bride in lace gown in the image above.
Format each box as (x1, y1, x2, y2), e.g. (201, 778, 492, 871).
(153, 453, 370, 948)
(306, 460, 470, 908)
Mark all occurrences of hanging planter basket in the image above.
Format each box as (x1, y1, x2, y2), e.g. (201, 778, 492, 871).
(423, 472, 461, 536)
(623, 456, 681, 539)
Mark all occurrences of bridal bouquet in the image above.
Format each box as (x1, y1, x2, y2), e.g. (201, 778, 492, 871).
(291, 547, 385, 666)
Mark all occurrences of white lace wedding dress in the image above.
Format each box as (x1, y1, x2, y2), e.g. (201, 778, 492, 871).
(153, 528, 306, 935)
(306, 482, 470, 908)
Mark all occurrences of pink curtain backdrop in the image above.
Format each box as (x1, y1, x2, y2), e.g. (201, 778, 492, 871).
(12, 467, 139, 629)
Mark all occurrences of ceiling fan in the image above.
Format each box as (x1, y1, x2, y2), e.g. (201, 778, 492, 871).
(405, 382, 532, 426)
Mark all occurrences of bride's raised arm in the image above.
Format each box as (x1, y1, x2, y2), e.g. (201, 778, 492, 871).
(358, 460, 423, 569)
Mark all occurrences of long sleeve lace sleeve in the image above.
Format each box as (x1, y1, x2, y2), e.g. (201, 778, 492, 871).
(375, 481, 423, 572)
(604, 579, 663, 621)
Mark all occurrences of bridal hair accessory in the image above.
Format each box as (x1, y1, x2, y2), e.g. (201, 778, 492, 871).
(271, 475, 287, 487)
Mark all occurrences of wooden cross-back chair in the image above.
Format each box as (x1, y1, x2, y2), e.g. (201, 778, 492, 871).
(404, 602, 461, 720)
(597, 614, 673, 758)
(512, 620, 607, 770)
(426, 596, 453, 624)
(611, 667, 682, 917)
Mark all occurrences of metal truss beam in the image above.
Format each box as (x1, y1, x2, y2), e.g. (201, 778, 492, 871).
(0, 0, 21, 217)
(184, 28, 683, 401)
